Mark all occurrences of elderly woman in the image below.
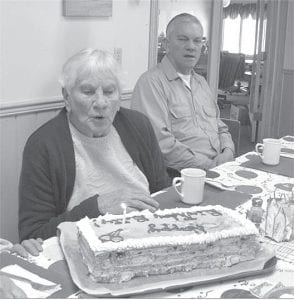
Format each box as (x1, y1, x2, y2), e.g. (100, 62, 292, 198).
(19, 49, 170, 241)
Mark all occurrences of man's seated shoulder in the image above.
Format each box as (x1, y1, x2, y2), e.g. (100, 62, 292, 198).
(136, 63, 166, 85)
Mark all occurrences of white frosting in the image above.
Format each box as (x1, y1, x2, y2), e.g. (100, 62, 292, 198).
(76, 205, 258, 252)
(76, 216, 102, 252)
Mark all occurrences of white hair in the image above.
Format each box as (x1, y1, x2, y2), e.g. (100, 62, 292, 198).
(166, 13, 203, 39)
(59, 48, 124, 93)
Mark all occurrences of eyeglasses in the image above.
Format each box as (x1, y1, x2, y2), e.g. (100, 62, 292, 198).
(175, 37, 207, 47)
(195, 37, 207, 47)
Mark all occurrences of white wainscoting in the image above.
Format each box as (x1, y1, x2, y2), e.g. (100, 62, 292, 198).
(0, 93, 131, 243)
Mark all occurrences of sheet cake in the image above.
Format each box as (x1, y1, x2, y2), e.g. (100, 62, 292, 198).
(77, 205, 260, 283)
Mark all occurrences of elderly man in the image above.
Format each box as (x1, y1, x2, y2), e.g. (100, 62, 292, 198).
(131, 13, 234, 172)
(19, 49, 170, 241)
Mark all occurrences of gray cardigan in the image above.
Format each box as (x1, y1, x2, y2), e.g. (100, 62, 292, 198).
(19, 107, 170, 241)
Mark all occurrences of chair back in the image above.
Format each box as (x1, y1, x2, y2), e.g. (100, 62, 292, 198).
(219, 52, 245, 90)
(221, 118, 241, 156)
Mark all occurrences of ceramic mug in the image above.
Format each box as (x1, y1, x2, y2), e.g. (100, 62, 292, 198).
(255, 138, 281, 165)
(172, 168, 206, 205)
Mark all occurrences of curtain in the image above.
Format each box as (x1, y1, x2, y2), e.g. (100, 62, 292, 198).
(223, 3, 267, 20)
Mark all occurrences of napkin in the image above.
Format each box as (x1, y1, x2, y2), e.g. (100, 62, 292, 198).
(27, 236, 64, 269)
(1, 264, 61, 298)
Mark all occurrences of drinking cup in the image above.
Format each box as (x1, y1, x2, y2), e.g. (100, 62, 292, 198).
(255, 138, 281, 165)
(172, 168, 206, 205)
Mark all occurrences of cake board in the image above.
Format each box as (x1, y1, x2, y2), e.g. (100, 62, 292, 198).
(58, 221, 277, 297)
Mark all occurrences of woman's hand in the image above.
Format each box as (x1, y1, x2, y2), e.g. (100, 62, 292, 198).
(11, 238, 43, 258)
(97, 189, 159, 215)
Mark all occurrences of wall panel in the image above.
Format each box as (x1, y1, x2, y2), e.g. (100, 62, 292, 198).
(0, 109, 61, 242)
(0, 116, 18, 242)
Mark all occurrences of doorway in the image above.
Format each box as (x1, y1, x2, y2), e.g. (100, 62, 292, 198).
(218, 0, 268, 143)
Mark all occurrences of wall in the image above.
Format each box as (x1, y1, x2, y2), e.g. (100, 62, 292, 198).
(0, 0, 149, 242)
(158, 0, 212, 39)
(0, 0, 150, 103)
(0, 110, 60, 243)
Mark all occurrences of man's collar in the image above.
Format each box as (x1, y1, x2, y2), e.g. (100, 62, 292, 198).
(160, 55, 195, 81)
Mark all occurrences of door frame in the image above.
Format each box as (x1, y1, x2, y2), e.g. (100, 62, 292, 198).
(258, 0, 290, 140)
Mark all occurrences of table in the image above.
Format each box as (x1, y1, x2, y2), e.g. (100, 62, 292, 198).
(1, 138, 294, 298)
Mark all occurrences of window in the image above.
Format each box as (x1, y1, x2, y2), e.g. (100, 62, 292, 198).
(222, 15, 266, 57)
(223, 16, 241, 54)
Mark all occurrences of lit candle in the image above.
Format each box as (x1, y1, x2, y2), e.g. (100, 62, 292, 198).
(121, 203, 127, 225)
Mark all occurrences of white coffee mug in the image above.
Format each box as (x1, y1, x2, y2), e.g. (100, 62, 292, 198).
(172, 168, 206, 205)
(255, 138, 281, 165)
